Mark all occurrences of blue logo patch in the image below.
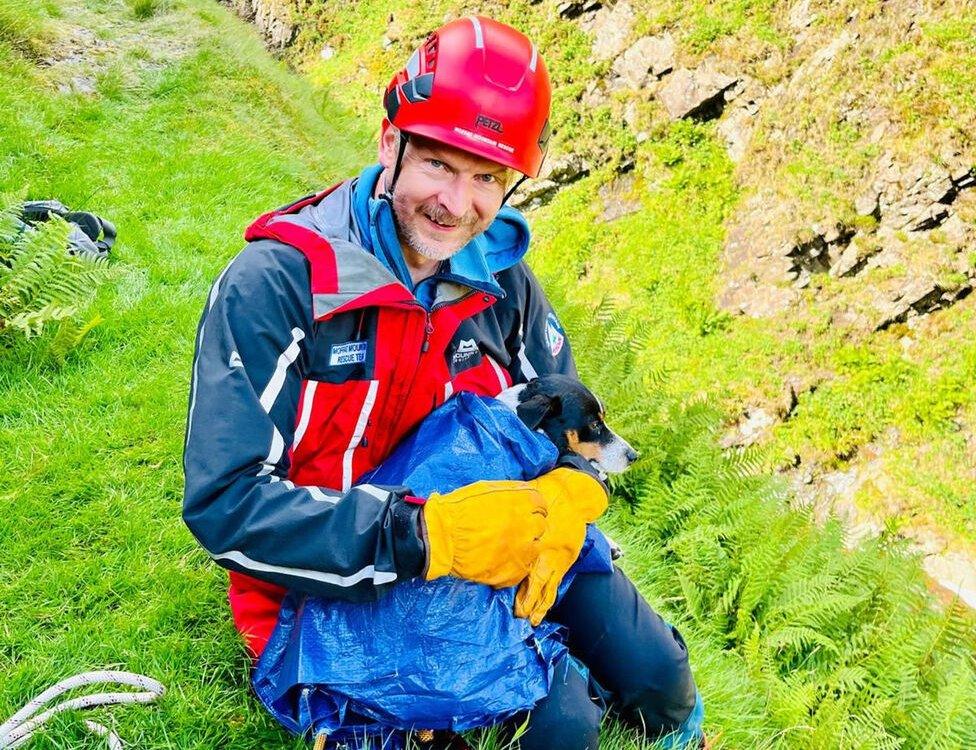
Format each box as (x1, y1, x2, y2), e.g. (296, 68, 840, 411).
(545, 312, 565, 357)
(329, 341, 368, 367)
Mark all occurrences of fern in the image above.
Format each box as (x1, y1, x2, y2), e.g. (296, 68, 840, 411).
(537, 221, 976, 747)
(0, 193, 106, 352)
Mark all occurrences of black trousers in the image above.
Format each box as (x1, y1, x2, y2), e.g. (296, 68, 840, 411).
(501, 566, 699, 750)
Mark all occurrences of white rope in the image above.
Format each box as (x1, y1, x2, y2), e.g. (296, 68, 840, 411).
(0, 671, 164, 749)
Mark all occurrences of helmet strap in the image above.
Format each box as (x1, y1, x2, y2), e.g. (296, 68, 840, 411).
(503, 175, 528, 206)
(382, 131, 411, 201)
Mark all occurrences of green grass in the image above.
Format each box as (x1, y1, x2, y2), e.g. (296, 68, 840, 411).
(0, 0, 363, 746)
(2, 1, 976, 749)
(0, 0, 54, 56)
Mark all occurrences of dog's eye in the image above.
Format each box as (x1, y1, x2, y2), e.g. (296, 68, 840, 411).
(589, 421, 602, 433)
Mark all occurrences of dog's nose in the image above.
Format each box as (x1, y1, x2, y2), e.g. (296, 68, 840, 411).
(625, 447, 639, 463)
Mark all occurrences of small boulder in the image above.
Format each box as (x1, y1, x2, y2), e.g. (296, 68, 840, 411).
(610, 34, 675, 90)
(874, 277, 972, 330)
(510, 154, 591, 210)
(657, 64, 737, 120)
(599, 173, 641, 222)
(854, 189, 880, 218)
(721, 407, 776, 448)
(588, 1, 635, 61)
(716, 109, 754, 163)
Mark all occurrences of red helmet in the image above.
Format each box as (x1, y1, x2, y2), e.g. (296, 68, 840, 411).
(383, 16, 551, 178)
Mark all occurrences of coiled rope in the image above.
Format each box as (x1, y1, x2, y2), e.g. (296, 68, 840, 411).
(0, 671, 164, 749)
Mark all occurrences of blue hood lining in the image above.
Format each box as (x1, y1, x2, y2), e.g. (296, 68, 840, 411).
(351, 164, 531, 302)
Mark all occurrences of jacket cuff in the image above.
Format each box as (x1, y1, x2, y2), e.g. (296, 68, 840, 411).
(390, 496, 427, 579)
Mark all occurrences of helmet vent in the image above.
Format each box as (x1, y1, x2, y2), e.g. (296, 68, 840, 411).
(423, 35, 438, 73)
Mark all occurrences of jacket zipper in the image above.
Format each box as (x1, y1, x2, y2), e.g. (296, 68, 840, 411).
(381, 292, 480, 455)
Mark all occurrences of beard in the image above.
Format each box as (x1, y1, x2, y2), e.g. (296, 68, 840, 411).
(393, 195, 480, 262)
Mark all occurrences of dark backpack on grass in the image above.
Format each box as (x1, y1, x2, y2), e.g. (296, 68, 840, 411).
(18, 199, 116, 260)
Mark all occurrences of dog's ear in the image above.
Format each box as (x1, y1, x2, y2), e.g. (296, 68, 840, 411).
(516, 393, 561, 431)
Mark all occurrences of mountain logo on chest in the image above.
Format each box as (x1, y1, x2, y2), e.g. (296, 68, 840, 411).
(452, 338, 481, 365)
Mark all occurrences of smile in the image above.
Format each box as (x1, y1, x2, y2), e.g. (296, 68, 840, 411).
(423, 214, 460, 232)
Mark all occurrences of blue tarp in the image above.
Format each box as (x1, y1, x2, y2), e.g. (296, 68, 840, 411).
(252, 393, 613, 745)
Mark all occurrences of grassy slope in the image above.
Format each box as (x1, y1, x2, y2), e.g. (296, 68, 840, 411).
(2, 0, 976, 749)
(0, 0, 362, 746)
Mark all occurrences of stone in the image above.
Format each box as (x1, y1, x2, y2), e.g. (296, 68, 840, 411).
(926, 175, 956, 204)
(855, 189, 880, 218)
(722, 407, 776, 448)
(868, 120, 889, 144)
(829, 235, 878, 278)
(599, 173, 641, 222)
(905, 203, 950, 232)
(788, 0, 817, 29)
(610, 34, 675, 90)
(875, 278, 947, 330)
(808, 30, 857, 68)
(923, 554, 976, 610)
(716, 109, 754, 163)
(589, 1, 635, 61)
(657, 65, 737, 120)
(829, 243, 861, 278)
(940, 213, 970, 246)
(718, 280, 799, 318)
(876, 162, 962, 232)
(509, 179, 559, 210)
(952, 166, 975, 189)
(622, 99, 639, 129)
(540, 153, 591, 184)
(580, 80, 604, 109)
(229, 0, 296, 51)
(510, 154, 590, 209)
(320, 45, 335, 60)
(557, 0, 601, 19)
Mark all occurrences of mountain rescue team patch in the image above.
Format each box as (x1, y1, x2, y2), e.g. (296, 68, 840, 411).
(545, 312, 565, 357)
(329, 341, 368, 366)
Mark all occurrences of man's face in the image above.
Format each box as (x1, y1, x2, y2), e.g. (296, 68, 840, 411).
(378, 125, 512, 263)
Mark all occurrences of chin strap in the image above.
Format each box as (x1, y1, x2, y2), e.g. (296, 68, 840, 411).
(503, 174, 528, 206)
(381, 131, 411, 203)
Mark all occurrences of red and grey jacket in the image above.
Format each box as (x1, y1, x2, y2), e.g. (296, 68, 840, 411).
(182, 171, 576, 657)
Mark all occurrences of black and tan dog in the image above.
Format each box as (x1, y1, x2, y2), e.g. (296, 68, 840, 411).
(497, 373, 639, 479)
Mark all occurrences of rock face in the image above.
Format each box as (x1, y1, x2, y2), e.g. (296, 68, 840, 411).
(657, 63, 737, 120)
(875, 278, 972, 331)
(598, 172, 641, 222)
(225, 0, 296, 51)
(609, 34, 675, 90)
(871, 154, 972, 233)
(720, 153, 976, 321)
(716, 77, 765, 163)
(586, 1, 635, 62)
(510, 154, 591, 210)
(788, 440, 976, 611)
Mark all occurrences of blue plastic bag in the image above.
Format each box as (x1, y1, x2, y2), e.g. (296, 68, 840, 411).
(252, 393, 613, 744)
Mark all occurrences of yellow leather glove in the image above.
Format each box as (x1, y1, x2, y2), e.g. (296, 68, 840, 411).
(422, 480, 548, 588)
(515, 468, 609, 625)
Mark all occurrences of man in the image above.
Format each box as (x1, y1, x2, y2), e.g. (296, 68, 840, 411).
(183, 16, 702, 749)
